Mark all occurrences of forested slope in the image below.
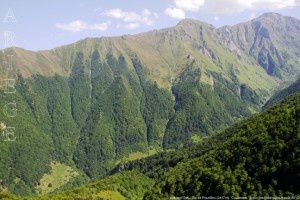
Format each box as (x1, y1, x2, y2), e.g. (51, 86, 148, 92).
(0, 13, 299, 196)
(144, 93, 300, 198)
(1, 92, 296, 199)
(0, 49, 258, 195)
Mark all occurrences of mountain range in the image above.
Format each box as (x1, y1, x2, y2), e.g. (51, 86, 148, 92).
(0, 12, 299, 197)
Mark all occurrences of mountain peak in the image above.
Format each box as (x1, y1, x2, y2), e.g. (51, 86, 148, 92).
(255, 12, 299, 23)
(176, 18, 213, 28)
(258, 12, 283, 19)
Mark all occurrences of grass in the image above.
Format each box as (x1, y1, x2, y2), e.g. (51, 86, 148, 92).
(36, 162, 78, 195)
(28, 170, 154, 200)
(95, 190, 125, 200)
(190, 134, 203, 144)
(115, 149, 160, 165)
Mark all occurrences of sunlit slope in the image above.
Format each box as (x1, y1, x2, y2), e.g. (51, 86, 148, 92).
(3, 13, 299, 93)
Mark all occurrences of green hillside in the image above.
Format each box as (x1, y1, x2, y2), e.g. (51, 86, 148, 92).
(3, 91, 297, 199)
(0, 170, 154, 200)
(264, 78, 300, 109)
(144, 93, 300, 198)
(0, 13, 299, 197)
(117, 93, 299, 198)
(35, 170, 154, 200)
(0, 50, 258, 194)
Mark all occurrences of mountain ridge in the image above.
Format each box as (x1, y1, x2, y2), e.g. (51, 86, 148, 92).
(1, 12, 298, 89)
(0, 12, 299, 196)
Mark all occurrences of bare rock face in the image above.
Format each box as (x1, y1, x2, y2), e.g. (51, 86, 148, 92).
(217, 12, 300, 78)
(166, 13, 299, 80)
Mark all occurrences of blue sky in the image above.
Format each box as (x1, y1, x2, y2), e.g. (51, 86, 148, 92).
(0, 0, 299, 51)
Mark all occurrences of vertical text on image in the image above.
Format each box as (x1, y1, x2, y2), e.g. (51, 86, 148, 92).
(1, 8, 17, 142)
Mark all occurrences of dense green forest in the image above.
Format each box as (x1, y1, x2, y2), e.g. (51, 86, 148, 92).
(1, 91, 298, 199)
(163, 66, 258, 148)
(108, 93, 299, 198)
(0, 12, 299, 199)
(2, 13, 300, 197)
(0, 170, 154, 200)
(144, 93, 300, 198)
(0, 49, 265, 195)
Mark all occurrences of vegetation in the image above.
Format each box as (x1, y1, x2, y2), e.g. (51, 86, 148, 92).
(115, 149, 160, 165)
(0, 13, 299, 197)
(264, 78, 300, 109)
(146, 93, 300, 198)
(73, 52, 148, 178)
(29, 171, 154, 200)
(163, 69, 255, 148)
(36, 162, 78, 195)
(0, 83, 54, 196)
(5, 92, 296, 200)
(110, 93, 299, 198)
(0, 49, 286, 195)
(69, 52, 91, 129)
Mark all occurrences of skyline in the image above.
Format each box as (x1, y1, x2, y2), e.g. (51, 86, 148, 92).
(0, 0, 299, 51)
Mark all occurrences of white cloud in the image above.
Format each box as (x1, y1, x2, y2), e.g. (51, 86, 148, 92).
(55, 21, 86, 32)
(174, 0, 205, 12)
(164, 7, 186, 19)
(125, 23, 140, 30)
(214, 16, 219, 21)
(142, 9, 151, 16)
(164, 0, 204, 19)
(203, 0, 249, 14)
(104, 8, 138, 21)
(203, 0, 298, 14)
(103, 8, 156, 29)
(252, 0, 296, 9)
(55, 20, 109, 32)
(165, 0, 298, 17)
(90, 23, 110, 31)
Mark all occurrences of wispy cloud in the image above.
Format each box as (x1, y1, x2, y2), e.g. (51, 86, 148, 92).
(203, 0, 297, 14)
(55, 20, 110, 32)
(174, 0, 205, 12)
(164, 8, 186, 19)
(165, 0, 298, 19)
(164, 0, 204, 19)
(103, 8, 156, 29)
(125, 23, 140, 30)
